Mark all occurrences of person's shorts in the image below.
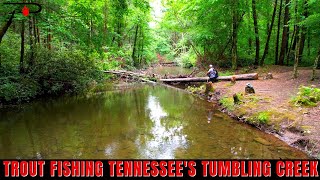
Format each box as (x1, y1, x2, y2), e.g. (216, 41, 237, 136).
(209, 78, 217, 82)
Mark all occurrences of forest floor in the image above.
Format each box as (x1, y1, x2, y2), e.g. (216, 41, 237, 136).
(201, 65, 320, 159)
(147, 64, 320, 158)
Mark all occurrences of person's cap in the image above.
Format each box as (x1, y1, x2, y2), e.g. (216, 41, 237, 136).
(209, 65, 213, 68)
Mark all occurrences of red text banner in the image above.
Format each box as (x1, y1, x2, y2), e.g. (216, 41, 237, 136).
(0, 160, 318, 178)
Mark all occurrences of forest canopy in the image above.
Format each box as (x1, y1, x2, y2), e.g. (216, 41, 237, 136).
(1, 0, 320, 103)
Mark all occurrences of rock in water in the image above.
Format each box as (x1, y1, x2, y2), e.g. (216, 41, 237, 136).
(245, 83, 255, 94)
(254, 137, 272, 146)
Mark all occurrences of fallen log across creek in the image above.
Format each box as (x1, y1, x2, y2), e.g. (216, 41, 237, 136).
(104, 70, 156, 84)
(159, 73, 259, 82)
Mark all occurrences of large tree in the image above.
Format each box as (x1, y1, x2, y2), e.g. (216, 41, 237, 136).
(279, 0, 290, 65)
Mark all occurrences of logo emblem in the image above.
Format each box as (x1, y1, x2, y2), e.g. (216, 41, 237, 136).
(3, 2, 42, 16)
(22, 5, 29, 16)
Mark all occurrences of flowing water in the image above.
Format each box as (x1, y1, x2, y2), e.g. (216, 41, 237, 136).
(0, 84, 307, 159)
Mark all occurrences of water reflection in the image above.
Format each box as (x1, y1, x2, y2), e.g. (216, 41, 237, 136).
(134, 94, 187, 159)
(207, 110, 213, 124)
(0, 85, 308, 159)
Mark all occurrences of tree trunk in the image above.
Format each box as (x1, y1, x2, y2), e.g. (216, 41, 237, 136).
(286, 25, 298, 65)
(28, 15, 35, 70)
(132, 24, 139, 67)
(33, 16, 37, 45)
(232, 16, 238, 70)
(20, 20, 25, 74)
(140, 39, 144, 64)
(293, 0, 300, 78)
(293, 35, 300, 78)
(218, 12, 245, 61)
(138, 28, 144, 64)
(298, 0, 308, 62)
(289, 0, 299, 58)
(307, 30, 311, 56)
(311, 48, 320, 81)
(47, 27, 52, 50)
(246, 0, 253, 55)
(291, 26, 299, 52)
(0, 11, 15, 43)
(275, 0, 283, 65)
(90, 17, 93, 43)
(103, 0, 108, 40)
(279, 0, 290, 65)
(36, 26, 40, 45)
(231, 1, 239, 70)
(261, 0, 278, 66)
(252, 0, 260, 66)
(117, 21, 122, 48)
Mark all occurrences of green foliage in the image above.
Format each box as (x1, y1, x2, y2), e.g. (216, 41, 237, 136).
(157, 0, 320, 70)
(1, 0, 157, 104)
(0, 77, 39, 102)
(0, 32, 20, 76)
(0, 47, 102, 104)
(219, 70, 234, 76)
(257, 112, 270, 124)
(248, 111, 270, 125)
(186, 84, 205, 94)
(30, 48, 102, 95)
(176, 50, 197, 68)
(291, 86, 320, 107)
(234, 92, 244, 102)
(219, 96, 234, 111)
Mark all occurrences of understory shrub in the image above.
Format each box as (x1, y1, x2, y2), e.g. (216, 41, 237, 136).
(0, 48, 103, 104)
(248, 111, 270, 125)
(291, 86, 320, 107)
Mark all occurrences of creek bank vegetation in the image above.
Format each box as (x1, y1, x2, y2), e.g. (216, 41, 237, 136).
(183, 67, 320, 159)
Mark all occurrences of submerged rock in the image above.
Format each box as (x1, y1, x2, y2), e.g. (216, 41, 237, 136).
(254, 137, 272, 146)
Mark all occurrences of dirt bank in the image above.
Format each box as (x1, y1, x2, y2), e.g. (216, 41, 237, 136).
(209, 66, 320, 159)
(161, 65, 320, 159)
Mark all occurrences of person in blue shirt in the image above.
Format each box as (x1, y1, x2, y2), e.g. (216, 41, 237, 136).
(207, 65, 218, 83)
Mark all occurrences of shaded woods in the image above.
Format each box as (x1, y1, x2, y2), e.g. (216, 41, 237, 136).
(0, 0, 152, 103)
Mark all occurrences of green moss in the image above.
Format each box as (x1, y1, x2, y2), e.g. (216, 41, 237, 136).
(225, 82, 235, 87)
(219, 96, 234, 110)
(233, 106, 247, 116)
(246, 94, 260, 103)
(247, 111, 270, 125)
(257, 112, 270, 124)
(291, 86, 320, 107)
